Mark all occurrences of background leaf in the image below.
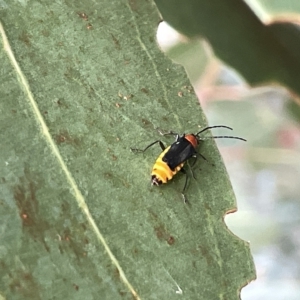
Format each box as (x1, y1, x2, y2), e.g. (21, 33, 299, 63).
(154, 0, 300, 98)
(0, 0, 255, 299)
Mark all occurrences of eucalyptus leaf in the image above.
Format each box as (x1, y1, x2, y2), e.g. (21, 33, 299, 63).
(154, 0, 300, 98)
(0, 1, 254, 299)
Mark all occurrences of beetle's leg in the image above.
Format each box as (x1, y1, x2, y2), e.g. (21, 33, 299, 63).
(188, 156, 197, 180)
(130, 140, 166, 153)
(188, 152, 214, 180)
(190, 154, 198, 168)
(198, 153, 208, 163)
(180, 168, 189, 203)
(158, 141, 166, 151)
(194, 152, 215, 166)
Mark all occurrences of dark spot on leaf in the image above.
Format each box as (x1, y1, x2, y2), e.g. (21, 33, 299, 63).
(148, 209, 158, 220)
(118, 91, 133, 100)
(104, 172, 130, 188)
(140, 88, 149, 94)
(61, 201, 71, 214)
(56, 99, 64, 107)
(111, 34, 121, 50)
(204, 203, 211, 211)
(21, 213, 28, 220)
(8, 269, 41, 298)
(57, 220, 90, 260)
(11, 109, 17, 114)
(104, 172, 112, 178)
(198, 245, 214, 266)
(125, 94, 133, 100)
(1, 177, 6, 183)
(154, 226, 164, 240)
(41, 30, 50, 37)
(64, 66, 81, 82)
(114, 267, 120, 279)
(167, 236, 175, 245)
(141, 118, 150, 126)
(57, 135, 66, 143)
(148, 36, 154, 43)
(0, 261, 6, 269)
(154, 225, 175, 245)
(58, 245, 64, 254)
(77, 12, 88, 21)
(13, 166, 49, 252)
(128, 0, 138, 11)
(59, 228, 86, 259)
(149, 210, 175, 245)
(55, 130, 80, 147)
(73, 284, 79, 291)
(19, 31, 31, 46)
(183, 85, 194, 93)
(63, 234, 70, 242)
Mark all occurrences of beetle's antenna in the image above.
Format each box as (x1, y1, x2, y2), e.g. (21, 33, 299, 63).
(196, 125, 245, 142)
(200, 136, 247, 142)
(196, 125, 232, 136)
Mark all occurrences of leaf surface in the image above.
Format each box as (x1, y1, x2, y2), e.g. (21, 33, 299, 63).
(0, 1, 255, 299)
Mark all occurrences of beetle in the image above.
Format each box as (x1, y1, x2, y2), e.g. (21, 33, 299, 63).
(130, 125, 246, 202)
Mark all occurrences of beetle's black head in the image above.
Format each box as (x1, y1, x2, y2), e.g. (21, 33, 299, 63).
(151, 175, 162, 186)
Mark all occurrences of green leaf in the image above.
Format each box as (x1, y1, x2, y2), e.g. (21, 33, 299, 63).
(0, 1, 255, 299)
(245, 0, 300, 17)
(154, 0, 300, 98)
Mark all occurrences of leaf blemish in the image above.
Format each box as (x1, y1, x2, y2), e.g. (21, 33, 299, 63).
(18, 31, 31, 47)
(111, 33, 121, 50)
(8, 269, 40, 297)
(77, 12, 88, 21)
(140, 87, 149, 94)
(55, 130, 80, 147)
(167, 236, 175, 245)
(154, 225, 175, 245)
(13, 167, 49, 252)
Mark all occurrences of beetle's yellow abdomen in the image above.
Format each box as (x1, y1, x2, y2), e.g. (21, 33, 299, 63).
(151, 146, 184, 185)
